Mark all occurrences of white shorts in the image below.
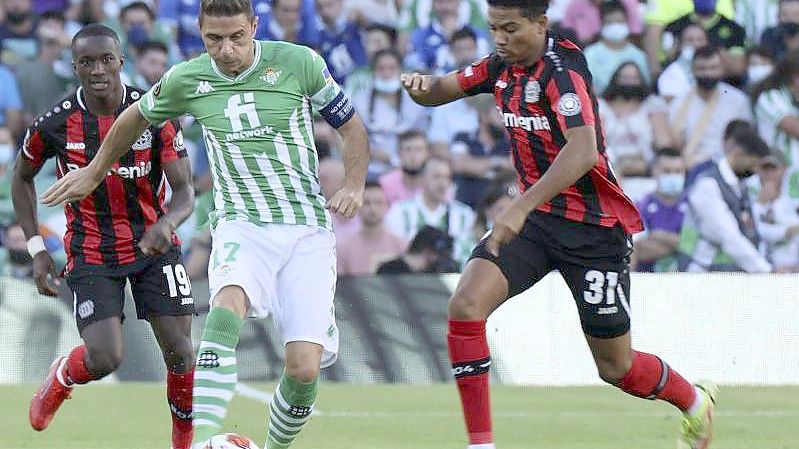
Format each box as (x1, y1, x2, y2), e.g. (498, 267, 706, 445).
(208, 220, 339, 368)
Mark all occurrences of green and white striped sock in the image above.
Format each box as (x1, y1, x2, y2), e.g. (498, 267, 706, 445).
(266, 372, 318, 449)
(192, 307, 244, 444)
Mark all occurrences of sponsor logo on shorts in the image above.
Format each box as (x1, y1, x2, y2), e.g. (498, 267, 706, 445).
(597, 306, 619, 315)
(181, 297, 194, 305)
(77, 300, 94, 319)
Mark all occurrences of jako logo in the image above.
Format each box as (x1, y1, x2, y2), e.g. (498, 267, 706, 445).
(66, 142, 86, 150)
(503, 113, 551, 132)
(66, 161, 152, 179)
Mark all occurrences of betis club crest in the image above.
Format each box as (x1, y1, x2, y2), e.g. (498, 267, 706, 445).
(261, 67, 282, 85)
(524, 79, 541, 103)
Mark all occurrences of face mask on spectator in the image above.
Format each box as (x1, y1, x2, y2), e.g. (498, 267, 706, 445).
(373, 77, 401, 93)
(657, 173, 685, 196)
(693, 0, 717, 15)
(0, 144, 14, 165)
(695, 76, 720, 90)
(127, 24, 151, 47)
(748, 64, 773, 85)
(601, 23, 630, 42)
(679, 46, 696, 62)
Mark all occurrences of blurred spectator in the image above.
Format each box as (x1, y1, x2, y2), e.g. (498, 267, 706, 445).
(664, 0, 747, 82)
(746, 46, 776, 89)
(404, 1, 490, 73)
(752, 149, 799, 271)
(561, 0, 643, 46)
(0, 127, 15, 179)
(453, 179, 514, 265)
(760, 0, 799, 60)
(427, 28, 481, 155)
(0, 0, 37, 65)
(735, 0, 778, 47)
(657, 23, 709, 102)
(600, 62, 673, 176)
(117, 2, 179, 81)
(256, 0, 319, 45)
(584, 0, 649, 95)
(450, 100, 512, 208)
(377, 225, 458, 274)
(16, 11, 74, 121)
(318, 157, 360, 237)
(316, 0, 367, 84)
(1, 223, 33, 278)
(344, 23, 396, 98)
(132, 41, 168, 90)
(337, 181, 406, 275)
(684, 119, 754, 185)
(32, 0, 70, 15)
(546, 0, 570, 24)
(379, 131, 429, 206)
(633, 149, 687, 272)
(351, 50, 428, 176)
(385, 156, 475, 243)
(754, 50, 799, 168)
(677, 128, 772, 272)
(669, 46, 753, 170)
(643, 0, 734, 79)
(398, 0, 487, 56)
(345, 0, 399, 28)
(0, 64, 23, 142)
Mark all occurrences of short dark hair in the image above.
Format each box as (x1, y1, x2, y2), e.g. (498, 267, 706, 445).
(200, 0, 255, 23)
(365, 23, 397, 45)
(39, 11, 66, 23)
(732, 131, 771, 157)
(600, 0, 626, 19)
(398, 130, 427, 146)
(450, 27, 477, 45)
(723, 119, 754, 141)
(72, 24, 120, 49)
(408, 225, 452, 254)
(120, 1, 155, 21)
(654, 147, 683, 160)
(136, 40, 168, 57)
(370, 49, 401, 70)
(486, 0, 549, 20)
(693, 45, 720, 63)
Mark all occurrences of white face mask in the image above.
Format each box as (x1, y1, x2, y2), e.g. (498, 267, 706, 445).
(601, 23, 630, 42)
(679, 46, 696, 62)
(657, 173, 685, 196)
(373, 77, 401, 93)
(0, 144, 14, 165)
(747, 64, 773, 85)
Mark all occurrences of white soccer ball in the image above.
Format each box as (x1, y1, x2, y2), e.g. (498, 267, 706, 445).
(200, 433, 261, 449)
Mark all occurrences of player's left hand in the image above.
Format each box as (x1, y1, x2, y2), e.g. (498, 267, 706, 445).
(485, 203, 529, 257)
(40, 166, 103, 206)
(326, 185, 363, 219)
(138, 218, 175, 256)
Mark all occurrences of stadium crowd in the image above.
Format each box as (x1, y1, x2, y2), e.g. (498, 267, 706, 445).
(0, 0, 797, 278)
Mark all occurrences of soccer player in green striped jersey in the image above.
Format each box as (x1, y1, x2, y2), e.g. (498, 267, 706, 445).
(41, 1, 370, 448)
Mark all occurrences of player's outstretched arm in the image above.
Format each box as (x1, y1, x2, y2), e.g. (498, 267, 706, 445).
(401, 72, 466, 107)
(486, 126, 599, 256)
(40, 102, 150, 206)
(327, 113, 370, 219)
(11, 159, 60, 296)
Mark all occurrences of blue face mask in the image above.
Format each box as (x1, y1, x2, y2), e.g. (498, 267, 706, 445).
(694, 0, 717, 15)
(127, 24, 150, 47)
(657, 173, 685, 197)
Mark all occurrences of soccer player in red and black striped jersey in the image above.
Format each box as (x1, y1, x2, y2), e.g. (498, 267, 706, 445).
(402, 1, 717, 448)
(11, 25, 195, 449)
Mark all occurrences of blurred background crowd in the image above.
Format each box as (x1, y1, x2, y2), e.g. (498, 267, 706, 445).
(0, 0, 797, 279)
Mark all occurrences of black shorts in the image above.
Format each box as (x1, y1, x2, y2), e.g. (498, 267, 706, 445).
(66, 246, 195, 332)
(470, 211, 633, 338)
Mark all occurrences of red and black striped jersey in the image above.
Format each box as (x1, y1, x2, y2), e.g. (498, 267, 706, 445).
(456, 33, 643, 234)
(21, 84, 187, 273)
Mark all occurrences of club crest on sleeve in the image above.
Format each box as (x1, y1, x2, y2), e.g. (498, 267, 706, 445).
(558, 93, 582, 116)
(524, 79, 540, 103)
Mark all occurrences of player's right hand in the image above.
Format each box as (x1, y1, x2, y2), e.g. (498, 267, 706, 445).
(401, 73, 433, 94)
(33, 252, 60, 297)
(40, 166, 104, 206)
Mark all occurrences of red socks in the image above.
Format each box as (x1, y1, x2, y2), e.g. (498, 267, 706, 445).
(448, 319, 493, 445)
(618, 351, 696, 411)
(167, 369, 194, 449)
(64, 345, 96, 385)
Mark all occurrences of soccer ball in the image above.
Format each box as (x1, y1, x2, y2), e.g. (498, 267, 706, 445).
(201, 433, 261, 449)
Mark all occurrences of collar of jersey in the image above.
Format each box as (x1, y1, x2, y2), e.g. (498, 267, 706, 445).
(76, 83, 127, 112)
(210, 40, 262, 83)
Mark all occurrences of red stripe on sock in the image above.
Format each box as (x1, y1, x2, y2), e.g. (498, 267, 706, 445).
(618, 351, 696, 411)
(167, 369, 194, 449)
(448, 319, 493, 445)
(66, 345, 96, 385)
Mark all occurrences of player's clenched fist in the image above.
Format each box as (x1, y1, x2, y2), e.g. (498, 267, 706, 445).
(401, 72, 433, 94)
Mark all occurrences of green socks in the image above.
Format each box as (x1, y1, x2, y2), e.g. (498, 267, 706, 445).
(266, 372, 319, 449)
(192, 307, 244, 444)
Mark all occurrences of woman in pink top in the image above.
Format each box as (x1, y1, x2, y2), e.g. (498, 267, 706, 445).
(562, 0, 643, 44)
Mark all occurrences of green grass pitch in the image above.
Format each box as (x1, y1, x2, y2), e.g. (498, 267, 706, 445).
(1, 384, 796, 448)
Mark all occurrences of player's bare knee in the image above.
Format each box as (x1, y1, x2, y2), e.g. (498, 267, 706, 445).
(285, 362, 320, 383)
(212, 285, 250, 318)
(162, 337, 195, 372)
(448, 290, 486, 321)
(86, 346, 123, 377)
(595, 355, 633, 384)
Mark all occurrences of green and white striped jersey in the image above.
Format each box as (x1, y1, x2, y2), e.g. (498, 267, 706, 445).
(755, 87, 799, 169)
(385, 196, 476, 243)
(139, 40, 347, 230)
(735, 0, 777, 46)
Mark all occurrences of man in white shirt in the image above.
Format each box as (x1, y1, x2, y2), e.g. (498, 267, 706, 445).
(752, 150, 799, 272)
(678, 128, 773, 272)
(669, 45, 753, 170)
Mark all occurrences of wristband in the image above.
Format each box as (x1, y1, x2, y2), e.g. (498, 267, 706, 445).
(27, 235, 47, 257)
